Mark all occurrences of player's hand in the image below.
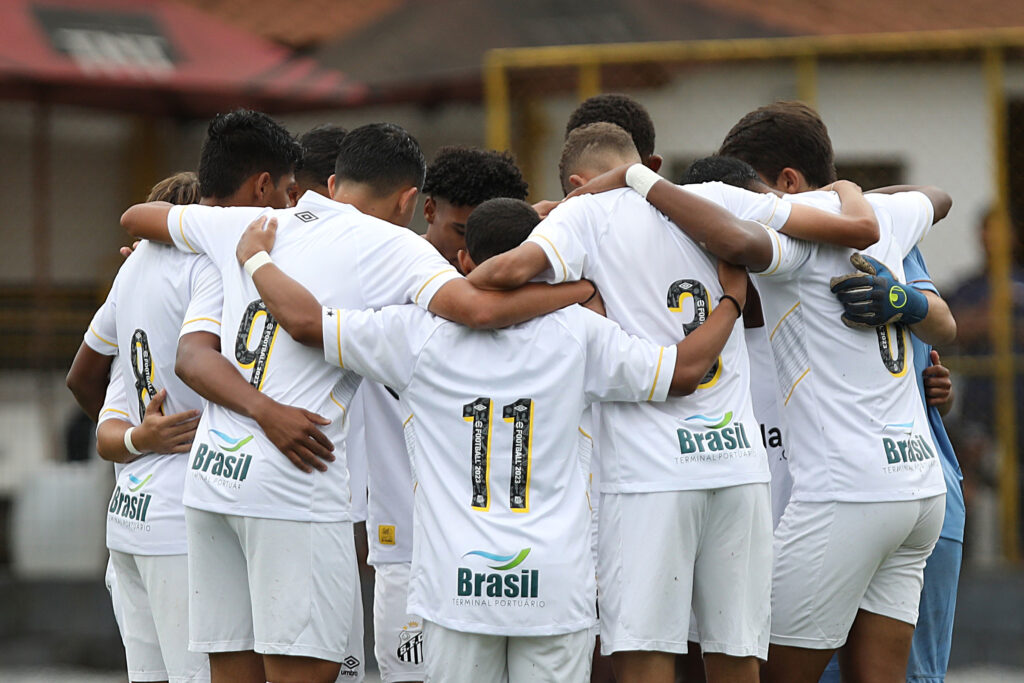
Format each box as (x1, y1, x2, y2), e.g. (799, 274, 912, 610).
(829, 253, 928, 328)
(822, 179, 863, 194)
(236, 215, 278, 265)
(132, 389, 201, 455)
(717, 260, 748, 310)
(119, 240, 141, 259)
(565, 163, 631, 199)
(532, 199, 562, 219)
(923, 350, 953, 408)
(252, 398, 334, 474)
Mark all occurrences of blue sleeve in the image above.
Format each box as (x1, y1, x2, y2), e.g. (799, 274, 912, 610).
(903, 247, 939, 296)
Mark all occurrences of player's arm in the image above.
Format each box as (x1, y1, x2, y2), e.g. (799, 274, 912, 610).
(66, 343, 113, 422)
(174, 331, 335, 474)
(923, 350, 954, 416)
(464, 241, 550, 291)
(866, 185, 952, 223)
(912, 291, 957, 346)
(97, 389, 199, 464)
(120, 202, 173, 243)
(669, 261, 747, 396)
(237, 216, 594, 339)
(780, 180, 879, 249)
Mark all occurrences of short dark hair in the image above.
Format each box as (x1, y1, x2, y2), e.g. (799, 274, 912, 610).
(566, 94, 656, 161)
(147, 171, 200, 204)
(718, 101, 837, 188)
(682, 156, 762, 192)
(465, 198, 539, 264)
(197, 109, 302, 199)
(423, 146, 528, 207)
(334, 123, 425, 196)
(296, 124, 347, 188)
(559, 122, 638, 194)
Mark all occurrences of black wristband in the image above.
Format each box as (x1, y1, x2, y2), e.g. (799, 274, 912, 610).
(719, 294, 742, 317)
(581, 279, 598, 305)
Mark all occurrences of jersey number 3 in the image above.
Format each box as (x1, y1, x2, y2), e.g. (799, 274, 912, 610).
(463, 398, 534, 513)
(667, 279, 722, 388)
(234, 300, 279, 390)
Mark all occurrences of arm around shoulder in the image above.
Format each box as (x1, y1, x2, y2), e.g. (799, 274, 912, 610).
(120, 202, 174, 242)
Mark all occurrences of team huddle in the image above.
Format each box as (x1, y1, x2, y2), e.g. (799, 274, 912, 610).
(66, 95, 964, 683)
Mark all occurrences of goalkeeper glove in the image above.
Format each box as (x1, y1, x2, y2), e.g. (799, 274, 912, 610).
(829, 253, 929, 328)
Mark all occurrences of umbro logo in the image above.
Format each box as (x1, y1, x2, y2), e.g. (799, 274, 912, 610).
(295, 210, 318, 223)
(339, 655, 360, 673)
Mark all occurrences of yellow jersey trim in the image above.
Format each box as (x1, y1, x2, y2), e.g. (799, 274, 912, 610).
(178, 206, 198, 254)
(784, 367, 811, 405)
(770, 301, 801, 341)
(647, 346, 666, 400)
(532, 234, 567, 282)
(89, 324, 117, 348)
(414, 268, 457, 305)
(183, 317, 221, 327)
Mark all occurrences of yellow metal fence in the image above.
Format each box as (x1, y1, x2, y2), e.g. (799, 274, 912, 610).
(485, 29, 1024, 561)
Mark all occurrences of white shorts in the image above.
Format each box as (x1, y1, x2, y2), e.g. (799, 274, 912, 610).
(108, 550, 210, 683)
(770, 495, 945, 649)
(373, 562, 424, 682)
(598, 484, 772, 659)
(423, 621, 592, 683)
(337, 567, 365, 682)
(185, 507, 358, 662)
(104, 556, 126, 641)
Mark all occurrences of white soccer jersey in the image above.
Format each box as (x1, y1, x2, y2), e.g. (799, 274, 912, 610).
(348, 380, 416, 565)
(166, 191, 459, 522)
(322, 303, 675, 636)
(345, 386, 368, 524)
(86, 240, 223, 555)
(527, 185, 789, 493)
(745, 326, 791, 527)
(754, 190, 944, 502)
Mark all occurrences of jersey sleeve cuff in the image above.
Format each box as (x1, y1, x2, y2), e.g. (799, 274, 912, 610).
(167, 205, 198, 254)
(413, 267, 460, 310)
(179, 317, 222, 338)
(84, 326, 119, 356)
(524, 234, 570, 284)
(764, 195, 792, 231)
(323, 306, 345, 368)
(649, 344, 677, 402)
(757, 224, 784, 276)
(98, 406, 131, 424)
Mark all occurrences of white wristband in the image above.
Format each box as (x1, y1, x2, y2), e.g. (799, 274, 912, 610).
(124, 427, 143, 456)
(625, 163, 662, 199)
(244, 251, 273, 277)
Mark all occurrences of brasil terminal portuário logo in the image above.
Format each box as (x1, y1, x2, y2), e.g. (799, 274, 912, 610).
(210, 429, 254, 452)
(677, 410, 752, 454)
(126, 472, 151, 492)
(685, 411, 734, 429)
(462, 548, 531, 570)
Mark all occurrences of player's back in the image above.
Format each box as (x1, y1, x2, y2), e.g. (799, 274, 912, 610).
(333, 302, 673, 636)
(168, 191, 457, 523)
(754, 190, 945, 503)
(528, 188, 767, 494)
(103, 240, 213, 554)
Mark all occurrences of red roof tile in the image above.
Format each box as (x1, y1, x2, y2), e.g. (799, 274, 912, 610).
(171, 0, 401, 48)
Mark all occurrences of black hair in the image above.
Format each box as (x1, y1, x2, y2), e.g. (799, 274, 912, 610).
(423, 146, 528, 207)
(719, 101, 837, 188)
(465, 198, 540, 264)
(566, 94, 656, 161)
(682, 155, 763, 192)
(334, 123, 425, 196)
(197, 109, 302, 199)
(296, 124, 347, 188)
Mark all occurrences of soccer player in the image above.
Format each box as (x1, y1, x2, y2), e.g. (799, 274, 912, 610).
(571, 113, 951, 683)
(465, 122, 879, 683)
(719, 102, 964, 683)
(345, 146, 528, 683)
(234, 194, 750, 682)
(118, 122, 595, 683)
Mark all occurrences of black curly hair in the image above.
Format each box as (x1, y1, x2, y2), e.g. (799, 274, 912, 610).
(197, 109, 302, 200)
(423, 147, 528, 207)
(565, 94, 656, 162)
